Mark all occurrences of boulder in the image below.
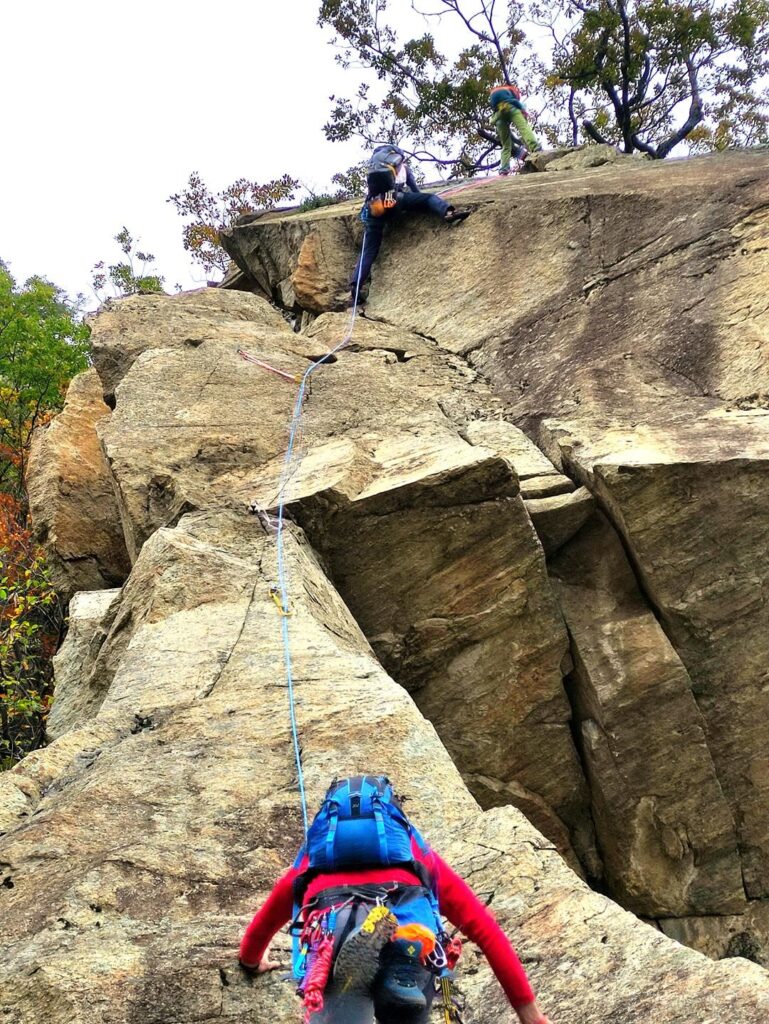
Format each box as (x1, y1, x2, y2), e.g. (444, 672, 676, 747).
(48, 589, 121, 740)
(540, 410, 769, 902)
(3, 509, 769, 1024)
(659, 903, 769, 969)
(519, 473, 575, 499)
(295, 451, 595, 872)
(524, 486, 594, 556)
(221, 206, 360, 316)
(525, 143, 635, 174)
(26, 369, 131, 597)
(88, 288, 292, 399)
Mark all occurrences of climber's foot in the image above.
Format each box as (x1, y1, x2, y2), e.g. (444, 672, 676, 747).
(444, 207, 471, 224)
(333, 906, 398, 995)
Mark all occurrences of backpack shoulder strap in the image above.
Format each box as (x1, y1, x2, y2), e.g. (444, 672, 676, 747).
(372, 793, 389, 862)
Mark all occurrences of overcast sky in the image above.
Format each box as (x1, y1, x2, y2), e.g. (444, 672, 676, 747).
(2, 0, 415, 302)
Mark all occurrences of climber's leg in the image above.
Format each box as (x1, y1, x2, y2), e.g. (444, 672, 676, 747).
(396, 191, 450, 218)
(349, 220, 386, 294)
(308, 987, 375, 1024)
(305, 900, 382, 1024)
(495, 107, 513, 173)
(510, 107, 540, 152)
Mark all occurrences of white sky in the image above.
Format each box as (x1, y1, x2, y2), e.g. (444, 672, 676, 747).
(1, 0, 387, 302)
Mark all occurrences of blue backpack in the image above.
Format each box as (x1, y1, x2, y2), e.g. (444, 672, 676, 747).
(290, 775, 440, 980)
(304, 775, 413, 870)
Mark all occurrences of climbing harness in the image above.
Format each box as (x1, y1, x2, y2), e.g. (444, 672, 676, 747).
(368, 191, 397, 217)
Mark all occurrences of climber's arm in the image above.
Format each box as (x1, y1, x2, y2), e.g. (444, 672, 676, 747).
(432, 852, 550, 1021)
(405, 165, 420, 193)
(239, 866, 298, 969)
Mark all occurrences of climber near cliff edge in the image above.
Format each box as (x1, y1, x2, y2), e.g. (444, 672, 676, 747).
(489, 82, 541, 174)
(239, 775, 551, 1024)
(347, 145, 471, 307)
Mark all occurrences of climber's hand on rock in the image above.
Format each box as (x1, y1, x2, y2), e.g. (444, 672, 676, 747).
(239, 943, 282, 976)
(516, 1000, 551, 1024)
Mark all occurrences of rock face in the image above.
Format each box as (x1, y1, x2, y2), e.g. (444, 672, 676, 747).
(93, 293, 593, 867)
(12, 149, 769, 1019)
(550, 513, 745, 917)
(3, 510, 769, 1024)
(88, 287, 292, 400)
(221, 149, 769, 948)
(27, 368, 131, 597)
(298, 452, 595, 873)
(48, 588, 120, 740)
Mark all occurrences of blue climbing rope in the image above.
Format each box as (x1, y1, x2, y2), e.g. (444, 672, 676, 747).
(273, 236, 368, 836)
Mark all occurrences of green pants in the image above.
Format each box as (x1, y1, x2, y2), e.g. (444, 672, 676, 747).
(494, 105, 539, 171)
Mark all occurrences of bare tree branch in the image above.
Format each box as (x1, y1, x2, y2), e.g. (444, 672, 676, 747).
(655, 56, 704, 158)
(583, 119, 611, 145)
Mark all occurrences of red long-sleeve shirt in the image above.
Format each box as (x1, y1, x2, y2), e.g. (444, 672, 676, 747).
(240, 844, 536, 1009)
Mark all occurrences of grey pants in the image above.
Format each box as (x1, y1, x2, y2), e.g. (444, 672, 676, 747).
(306, 898, 436, 1024)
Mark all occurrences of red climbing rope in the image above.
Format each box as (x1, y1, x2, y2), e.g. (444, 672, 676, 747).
(238, 348, 299, 383)
(302, 934, 335, 1022)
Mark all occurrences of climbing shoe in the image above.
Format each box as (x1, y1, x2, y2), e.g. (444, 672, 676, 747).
(444, 207, 471, 224)
(333, 905, 398, 995)
(375, 937, 428, 1012)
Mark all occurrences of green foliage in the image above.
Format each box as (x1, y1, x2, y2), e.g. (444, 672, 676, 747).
(331, 162, 369, 197)
(319, 0, 768, 166)
(298, 193, 339, 212)
(531, 0, 769, 156)
(168, 172, 299, 276)
(299, 162, 370, 210)
(0, 262, 83, 768)
(92, 227, 166, 300)
(0, 263, 90, 495)
(318, 0, 530, 173)
(0, 500, 63, 769)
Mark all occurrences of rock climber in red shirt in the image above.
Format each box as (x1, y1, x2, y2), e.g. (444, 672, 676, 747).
(239, 775, 551, 1024)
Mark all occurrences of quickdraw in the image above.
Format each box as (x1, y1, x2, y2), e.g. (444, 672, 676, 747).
(269, 586, 291, 617)
(440, 934, 464, 1024)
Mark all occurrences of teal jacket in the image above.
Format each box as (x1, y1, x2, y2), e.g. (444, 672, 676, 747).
(489, 84, 525, 113)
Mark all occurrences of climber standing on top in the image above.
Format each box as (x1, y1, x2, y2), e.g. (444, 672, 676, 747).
(348, 144, 471, 307)
(489, 82, 541, 174)
(239, 774, 552, 1024)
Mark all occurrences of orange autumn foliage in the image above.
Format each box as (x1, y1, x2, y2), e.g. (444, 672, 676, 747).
(0, 493, 63, 767)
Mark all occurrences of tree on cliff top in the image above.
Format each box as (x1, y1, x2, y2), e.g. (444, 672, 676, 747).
(536, 0, 769, 156)
(318, 0, 532, 173)
(318, 0, 768, 167)
(168, 172, 299, 277)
